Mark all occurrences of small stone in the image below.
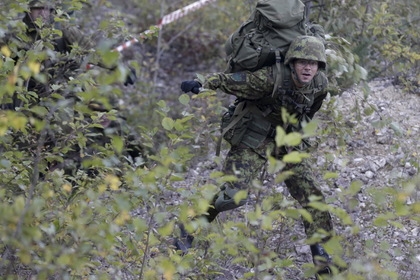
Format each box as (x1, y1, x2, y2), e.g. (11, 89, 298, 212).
(365, 171, 374, 179)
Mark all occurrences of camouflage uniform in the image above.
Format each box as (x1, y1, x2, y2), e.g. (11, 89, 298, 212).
(1, 1, 95, 109)
(0, 1, 141, 177)
(178, 36, 335, 275)
(203, 66, 333, 238)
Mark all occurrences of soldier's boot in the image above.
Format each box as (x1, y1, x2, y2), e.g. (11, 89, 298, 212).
(173, 184, 246, 254)
(172, 204, 218, 255)
(173, 224, 194, 255)
(200, 182, 248, 223)
(310, 244, 332, 277)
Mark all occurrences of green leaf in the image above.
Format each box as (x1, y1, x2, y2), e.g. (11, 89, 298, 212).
(308, 201, 329, 211)
(302, 120, 319, 137)
(57, 254, 71, 265)
(298, 209, 313, 223)
(234, 190, 247, 205)
(160, 259, 176, 280)
(349, 180, 363, 195)
(18, 250, 32, 265)
(394, 200, 410, 216)
(101, 50, 119, 68)
(111, 135, 124, 154)
(169, 174, 184, 181)
(389, 221, 405, 229)
(274, 170, 294, 183)
(9, 114, 28, 131)
(132, 218, 148, 234)
(323, 172, 339, 180)
(28, 106, 49, 117)
(196, 73, 206, 84)
(158, 222, 174, 236)
(212, 173, 238, 184)
(174, 119, 186, 131)
(390, 122, 403, 136)
(267, 156, 286, 174)
(283, 208, 301, 219)
(161, 117, 174, 130)
(332, 207, 353, 225)
(284, 132, 302, 146)
(373, 212, 395, 227)
(283, 151, 310, 163)
(156, 100, 167, 108)
(261, 215, 273, 230)
(275, 126, 286, 147)
(179, 94, 190, 105)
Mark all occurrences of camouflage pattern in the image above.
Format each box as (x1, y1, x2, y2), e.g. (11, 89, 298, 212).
(0, 23, 93, 106)
(204, 66, 328, 124)
(207, 141, 333, 238)
(204, 67, 275, 100)
(284, 35, 327, 70)
(0, 11, 142, 179)
(62, 26, 94, 50)
(201, 59, 332, 239)
(28, 0, 53, 9)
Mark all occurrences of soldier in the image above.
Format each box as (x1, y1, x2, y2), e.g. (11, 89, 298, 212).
(1, 0, 136, 109)
(177, 36, 335, 276)
(0, 0, 140, 177)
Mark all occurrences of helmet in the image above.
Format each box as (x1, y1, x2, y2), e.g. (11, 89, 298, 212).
(28, 0, 54, 10)
(24, 0, 55, 27)
(284, 36, 326, 70)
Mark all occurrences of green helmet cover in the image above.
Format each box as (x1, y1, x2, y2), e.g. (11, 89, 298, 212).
(28, 0, 54, 10)
(284, 35, 327, 70)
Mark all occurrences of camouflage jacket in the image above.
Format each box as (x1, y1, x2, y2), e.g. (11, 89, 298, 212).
(203, 65, 328, 125)
(0, 24, 96, 108)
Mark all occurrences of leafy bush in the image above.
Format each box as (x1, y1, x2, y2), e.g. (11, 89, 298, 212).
(1, 0, 419, 279)
(311, 0, 420, 91)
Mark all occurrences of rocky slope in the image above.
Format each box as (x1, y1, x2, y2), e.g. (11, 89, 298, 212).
(312, 79, 420, 279)
(177, 79, 420, 279)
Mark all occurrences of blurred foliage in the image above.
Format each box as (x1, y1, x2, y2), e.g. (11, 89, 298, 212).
(310, 0, 420, 93)
(0, 0, 419, 279)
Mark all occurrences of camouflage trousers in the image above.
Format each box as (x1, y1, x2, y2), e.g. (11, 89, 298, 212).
(207, 139, 333, 239)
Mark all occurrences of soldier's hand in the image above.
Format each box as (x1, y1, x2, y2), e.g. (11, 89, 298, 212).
(124, 67, 137, 86)
(181, 80, 201, 94)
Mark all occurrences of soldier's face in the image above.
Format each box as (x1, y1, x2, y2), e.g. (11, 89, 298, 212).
(294, 59, 319, 85)
(29, 7, 51, 24)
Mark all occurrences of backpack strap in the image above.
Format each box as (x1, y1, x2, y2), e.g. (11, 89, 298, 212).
(250, 58, 291, 108)
(273, 55, 292, 96)
(272, 50, 282, 97)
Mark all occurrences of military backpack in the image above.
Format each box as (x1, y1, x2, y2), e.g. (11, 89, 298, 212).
(217, 0, 327, 154)
(224, 0, 308, 74)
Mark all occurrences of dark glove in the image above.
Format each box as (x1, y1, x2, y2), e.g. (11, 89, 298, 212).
(181, 80, 201, 94)
(124, 67, 137, 86)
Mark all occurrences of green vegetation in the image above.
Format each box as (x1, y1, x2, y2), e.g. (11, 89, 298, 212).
(0, 0, 419, 279)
